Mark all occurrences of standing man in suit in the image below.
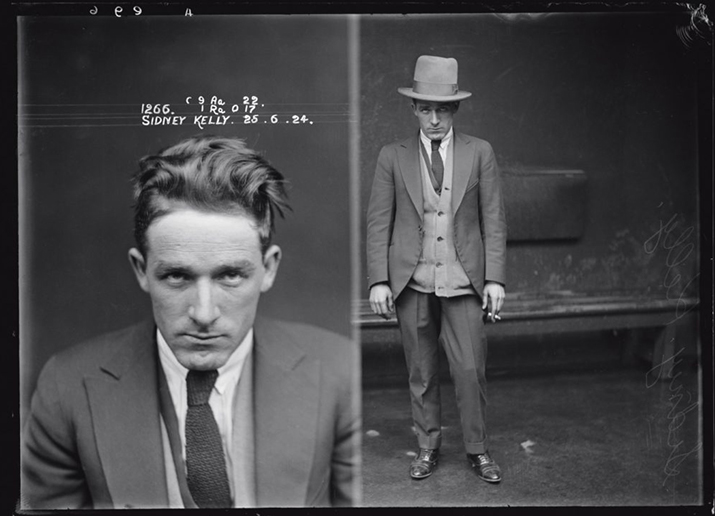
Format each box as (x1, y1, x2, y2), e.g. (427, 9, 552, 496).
(22, 135, 360, 509)
(366, 56, 507, 483)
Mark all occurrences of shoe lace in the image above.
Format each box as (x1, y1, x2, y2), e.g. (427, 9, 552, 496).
(475, 453, 492, 465)
(417, 449, 435, 461)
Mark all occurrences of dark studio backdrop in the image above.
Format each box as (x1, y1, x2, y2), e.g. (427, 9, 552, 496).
(359, 12, 704, 372)
(19, 15, 354, 415)
(360, 12, 700, 296)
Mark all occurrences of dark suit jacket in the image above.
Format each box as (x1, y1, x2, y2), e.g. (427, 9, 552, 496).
(366, 131, 507, 299)
(21, 317, 359, 509)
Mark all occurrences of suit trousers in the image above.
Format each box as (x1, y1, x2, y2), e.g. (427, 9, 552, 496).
(395, 287, 489, 455)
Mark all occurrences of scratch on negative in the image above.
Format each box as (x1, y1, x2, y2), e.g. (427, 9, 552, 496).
(675, 4, 713, 48)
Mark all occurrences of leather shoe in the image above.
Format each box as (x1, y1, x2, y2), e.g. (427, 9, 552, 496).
(410, 448, 439, 479)
(467, 451, 502, 483)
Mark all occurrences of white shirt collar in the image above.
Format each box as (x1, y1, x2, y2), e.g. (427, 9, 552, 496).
(156, 327, 254, 395)
(420, 127, 453, 150)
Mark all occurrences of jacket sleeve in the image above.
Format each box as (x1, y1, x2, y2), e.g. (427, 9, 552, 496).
(478, 142, 507, 286)
(366, 145, 397, 289)
(21, 356, 92, 509)
(329, 345, 361, 507)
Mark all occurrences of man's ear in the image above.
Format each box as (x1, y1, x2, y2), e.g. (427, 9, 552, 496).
(260, 244, 282, 293)
(128, 248, 150, 293)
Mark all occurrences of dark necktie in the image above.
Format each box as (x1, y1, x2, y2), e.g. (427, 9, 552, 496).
(430, 139, 444, 188)
(185, 370, 232, 508)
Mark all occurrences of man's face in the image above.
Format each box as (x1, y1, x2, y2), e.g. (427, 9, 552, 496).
(412, 100, 458, 141)
(128, 208, 280, 371)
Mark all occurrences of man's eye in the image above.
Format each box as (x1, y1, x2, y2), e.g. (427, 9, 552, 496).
(220, 271, 246, 283)
(163, 272, 188, 284)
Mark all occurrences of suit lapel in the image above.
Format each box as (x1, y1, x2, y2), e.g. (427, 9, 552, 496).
(253, 318, 320, 507)
(450, 131, 475, 213)
(397, 134, 424, 219)
(85, 321, 169, 508)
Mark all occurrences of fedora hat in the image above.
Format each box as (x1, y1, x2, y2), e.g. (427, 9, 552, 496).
(398, 55, 472, 102)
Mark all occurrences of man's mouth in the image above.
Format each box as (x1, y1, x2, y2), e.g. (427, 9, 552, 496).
(184, 333, 222, 341)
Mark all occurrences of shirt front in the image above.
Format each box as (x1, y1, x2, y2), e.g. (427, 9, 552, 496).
(420, 127, 453, 165)
(157, 327, 253, 500)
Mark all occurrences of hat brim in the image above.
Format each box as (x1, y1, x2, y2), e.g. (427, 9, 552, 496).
(397, 87, 472, 102)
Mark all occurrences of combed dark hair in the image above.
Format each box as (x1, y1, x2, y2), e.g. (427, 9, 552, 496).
(131, 135, 290, 255)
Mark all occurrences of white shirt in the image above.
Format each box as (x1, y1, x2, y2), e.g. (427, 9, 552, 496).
(420, 127, 453, 165)
(157, 327, 253, 494)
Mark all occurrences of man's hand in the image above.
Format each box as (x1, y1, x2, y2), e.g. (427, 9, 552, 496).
(482, 281, 505, 323)
(369, 283, 394, 320)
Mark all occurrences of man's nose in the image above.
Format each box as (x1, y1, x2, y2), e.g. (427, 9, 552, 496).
(188, 280, 220, 326)
(429, 110, 440, 125)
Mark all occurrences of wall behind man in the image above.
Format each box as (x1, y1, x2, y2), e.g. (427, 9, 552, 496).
(360, 13, 700, 296)
(19, 15, 353, 412)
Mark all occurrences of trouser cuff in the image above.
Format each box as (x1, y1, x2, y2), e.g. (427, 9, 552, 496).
(418, 437, 441, 450)
(464, 440, 487, 455)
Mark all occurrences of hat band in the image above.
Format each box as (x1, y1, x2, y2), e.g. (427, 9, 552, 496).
(412, 80, 459, 96)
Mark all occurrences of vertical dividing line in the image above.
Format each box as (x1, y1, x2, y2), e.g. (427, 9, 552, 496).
(347, 13, 363, 506)
(17, 17, 32, 425)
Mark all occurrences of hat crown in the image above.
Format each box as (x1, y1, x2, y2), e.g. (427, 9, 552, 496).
(397, 55, 471, 102)
(414, 55, 458, 85)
